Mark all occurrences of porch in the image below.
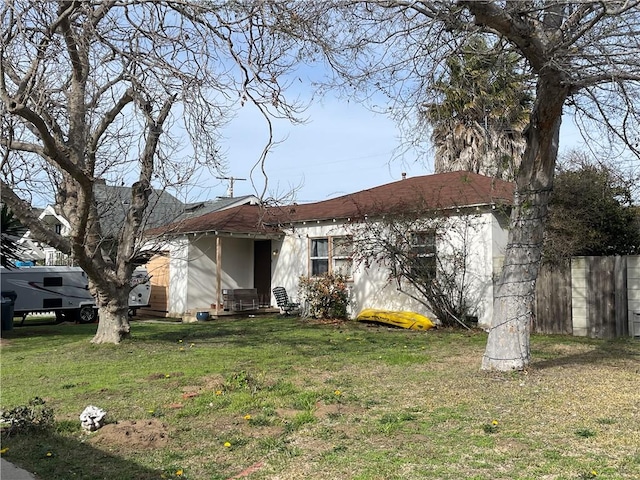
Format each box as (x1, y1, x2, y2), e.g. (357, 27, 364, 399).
(181, 306, 281, 322)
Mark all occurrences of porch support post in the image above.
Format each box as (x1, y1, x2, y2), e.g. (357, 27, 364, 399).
(216, 236, 222, 316)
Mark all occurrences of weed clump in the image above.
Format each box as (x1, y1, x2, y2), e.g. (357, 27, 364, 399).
(1, 397, 54, 437)
(224, 370, 261, 394)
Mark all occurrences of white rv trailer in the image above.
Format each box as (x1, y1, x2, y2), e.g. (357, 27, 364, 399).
(0, 266, 151, 323)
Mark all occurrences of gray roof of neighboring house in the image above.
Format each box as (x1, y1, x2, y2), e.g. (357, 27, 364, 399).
(31, 183, 257, 239)
(91, 185, 259, 237)
(13, 186, 257, 259)
(93, 183, 186, 236)
(178, 195, 260, 222)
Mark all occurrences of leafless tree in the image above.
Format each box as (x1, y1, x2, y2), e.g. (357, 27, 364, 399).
(286, 0, 640, 370)
(0, 1, 303, 343)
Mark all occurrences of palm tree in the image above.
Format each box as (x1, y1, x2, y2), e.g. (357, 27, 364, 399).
(1, 204, 25, 268)
(424, 36, 532, 181)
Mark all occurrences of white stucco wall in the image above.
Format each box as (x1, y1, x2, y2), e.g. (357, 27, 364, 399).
(168, 209, 509, 320)
(186, 236, 218, 311)
(168, 234, 262, 314)
(272, 210, 507, 327)
(271, 223, 344, 305)
(167, 238, 189, 316)
(219, 237, 255, 289)
(413, 210, 498, 326)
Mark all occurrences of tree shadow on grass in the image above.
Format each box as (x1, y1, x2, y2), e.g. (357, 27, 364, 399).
(1, 429, 167, 480)
(2, 316, 361, 362)
(135, 316, 327, 346)
(531, 337, 640, 370)
(4, 322, 98, 339)
(129, 316, 394, 363)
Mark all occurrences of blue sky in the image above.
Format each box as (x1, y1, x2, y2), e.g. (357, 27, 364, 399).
(184, 95, 587, 204)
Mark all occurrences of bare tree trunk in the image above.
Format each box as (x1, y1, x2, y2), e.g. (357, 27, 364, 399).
(482, 69, 568, 371)
(2, 2, 304, 345)
(91, 288, 131, 344)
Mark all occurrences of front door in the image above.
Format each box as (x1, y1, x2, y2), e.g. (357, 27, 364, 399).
(254, 240, 272, 307)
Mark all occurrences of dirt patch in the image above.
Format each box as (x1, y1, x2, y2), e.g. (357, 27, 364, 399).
(89, 419, 170, 450)
(275, 408, 301, 420)
(181, 385, 204, 394)
(201, 374, 226, 390)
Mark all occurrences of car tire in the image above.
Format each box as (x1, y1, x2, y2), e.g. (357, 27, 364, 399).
(78, 306, 98, 324)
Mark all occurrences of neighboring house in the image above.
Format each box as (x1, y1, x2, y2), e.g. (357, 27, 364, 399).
(9, 205, 70, 265)
(20, 182, 186, 265)
(31, 205, 71, 265)
(179, 195, 260, 221)
(1, 203, 40, 266)
(152, 171, 514, 327)
(18, 183, 258, 266)
(92, 180, 186, 239)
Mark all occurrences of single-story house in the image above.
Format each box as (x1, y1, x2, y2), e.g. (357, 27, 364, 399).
(151, 171, 514, 327)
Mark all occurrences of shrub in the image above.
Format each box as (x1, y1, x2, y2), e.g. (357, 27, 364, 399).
(298, 273, 350, 319)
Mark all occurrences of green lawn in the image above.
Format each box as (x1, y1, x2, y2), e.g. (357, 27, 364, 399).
(1, 317, 639, 480)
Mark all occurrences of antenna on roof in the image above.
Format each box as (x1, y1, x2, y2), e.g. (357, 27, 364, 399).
(216, 176, 246, 198)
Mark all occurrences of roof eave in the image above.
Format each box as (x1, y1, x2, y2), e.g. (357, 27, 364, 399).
(282, 200, 513, 226)
(156, 228, 284, 240)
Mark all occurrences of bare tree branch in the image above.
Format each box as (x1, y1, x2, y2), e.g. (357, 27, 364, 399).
(1, 0, 305, 343)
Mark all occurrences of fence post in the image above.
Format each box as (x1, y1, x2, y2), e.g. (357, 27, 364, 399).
(571, 257, 588, 337)
(614, 256, 628, 337)
(628, 255, 640, 337)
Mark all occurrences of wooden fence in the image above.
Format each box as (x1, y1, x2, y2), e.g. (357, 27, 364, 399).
(534, 256, 638, 338)
(137, 253, 170, 317)
(534, 261, 572, 335)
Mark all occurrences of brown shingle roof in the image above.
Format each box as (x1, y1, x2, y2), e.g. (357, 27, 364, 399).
(152, 171, 514, 236)
(147, 204, 281, 236)
(277, 171, 514, 223)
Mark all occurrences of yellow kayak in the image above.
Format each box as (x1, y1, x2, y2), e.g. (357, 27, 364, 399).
(356, 309, 435, 330)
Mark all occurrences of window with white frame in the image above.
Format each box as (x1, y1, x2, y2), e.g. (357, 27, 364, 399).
(410, 230, 437, 278)
(309, 236, 353, 277)
(331, 236, 353, 277)
(310, 238, 329, 276)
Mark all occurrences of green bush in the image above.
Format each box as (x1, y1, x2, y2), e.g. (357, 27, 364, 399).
(298, 273, 350, 319)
